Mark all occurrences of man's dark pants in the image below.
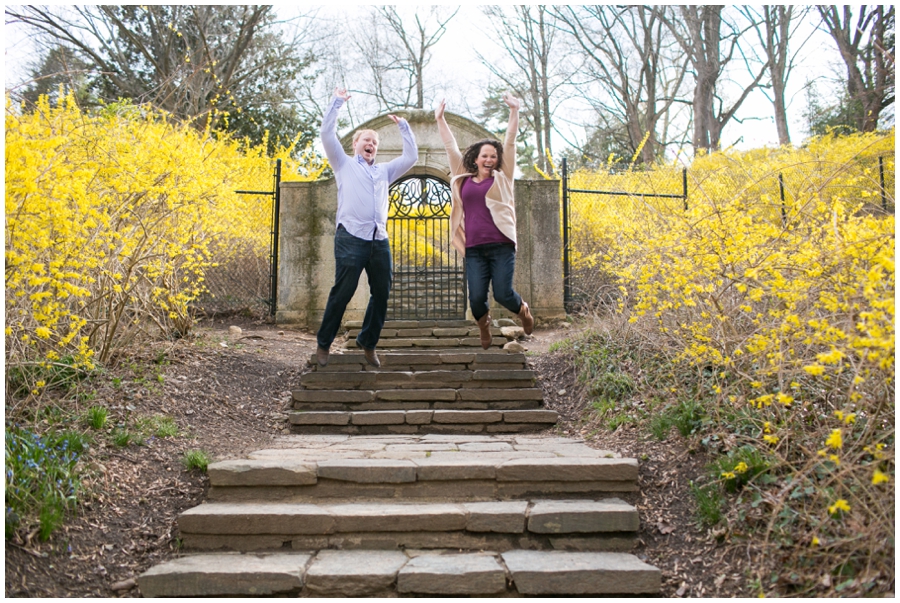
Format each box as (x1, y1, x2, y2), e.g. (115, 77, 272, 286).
(316, 225, 392, 351)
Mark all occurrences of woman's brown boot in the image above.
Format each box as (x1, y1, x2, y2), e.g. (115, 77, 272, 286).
(476, 313, 493, 350)
(518, 301, 534, 335)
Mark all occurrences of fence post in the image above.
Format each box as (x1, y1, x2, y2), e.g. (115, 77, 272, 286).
(682, 168, 688, 211)
(269, 159, 282, 316)
(778, 173, 786, 226)
(562, 158, 570, 309)
(880, 155, 886, 211)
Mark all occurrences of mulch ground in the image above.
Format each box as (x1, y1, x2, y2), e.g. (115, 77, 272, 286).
(5, 318, 751, 597)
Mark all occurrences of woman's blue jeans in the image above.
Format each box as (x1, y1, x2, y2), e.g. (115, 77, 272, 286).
(317, 225, 392, 350)
(465, 242, 523, 321)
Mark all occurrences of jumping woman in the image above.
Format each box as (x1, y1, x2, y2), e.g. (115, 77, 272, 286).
(434, 93, 534, 349)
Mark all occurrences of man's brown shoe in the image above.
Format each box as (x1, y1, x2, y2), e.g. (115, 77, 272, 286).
(518, 301, 534, 335)
(476, 313, 493, 350)
(363, 347, 380, 368)
(316, 346, 330, 367)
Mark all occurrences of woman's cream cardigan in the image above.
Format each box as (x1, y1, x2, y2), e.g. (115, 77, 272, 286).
(437, 109, 519, 256)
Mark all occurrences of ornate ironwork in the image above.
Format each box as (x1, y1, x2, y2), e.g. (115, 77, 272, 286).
(387, 176, 466, 320)
(389, 176, 452, 218)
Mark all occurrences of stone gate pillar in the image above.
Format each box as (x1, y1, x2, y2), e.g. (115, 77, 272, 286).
(276, 110, 566, 328)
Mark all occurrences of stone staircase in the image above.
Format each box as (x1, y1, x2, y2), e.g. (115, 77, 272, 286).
(136, 320, 661, 597)
(290, 318, 554, 435)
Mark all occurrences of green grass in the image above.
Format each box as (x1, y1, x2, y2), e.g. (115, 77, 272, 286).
(690, 480, 724, 527)
(649, 413, 672, 440)
(82, 405, 108, 430)
(669, 399, 705, 437)
(136, 415, 179, 438)
(714, 445, 770, 492)
(111, 428, 139, 447)
(605, 413, 633, 431)
(591, 397, 616, 416)
(150, 416, 178, 438)
(182, 450, 211, 472)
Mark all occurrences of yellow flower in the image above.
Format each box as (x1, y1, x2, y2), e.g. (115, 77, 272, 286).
(828, 499, 851, 515)
(816, 348, 844, 364)
(763, 435, 779, 445)
(825, 429, 842, 450)
(803, 365, 825, 376)
(811, 536, 820, 546)
(734, 462, 749, 474)
(721, 471, 736, 480)
(872, 470, 890, 485)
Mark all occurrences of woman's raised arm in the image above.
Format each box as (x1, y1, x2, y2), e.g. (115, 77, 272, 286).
(501, 92, 520, 180)
(435, 99, 464, 176)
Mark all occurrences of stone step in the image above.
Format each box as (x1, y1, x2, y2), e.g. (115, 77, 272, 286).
(346, 319, 473, 329)
(343, 336, 507, 349)
(348, 326, 503, 339)
(287, 408, 557, 435)
(138, 550, 661, 597)
(307, 350, 528, 372)
(292, 400, 542, 412)
(177, 498, 639, 552)
(292, 387, 545, 407)
(206, 436, 638, 502)
(298, 369, 536, 390)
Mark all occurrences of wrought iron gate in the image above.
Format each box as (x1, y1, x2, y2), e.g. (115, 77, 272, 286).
(387, 176, 466, 319)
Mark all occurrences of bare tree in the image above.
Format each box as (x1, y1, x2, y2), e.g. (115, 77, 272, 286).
(479, 5, 564, 173)
(817, 5, 895, 132)
(658, 6, 769, 154)
(741, 6, 815, 145)
(553, 6, 690, 164)
(348, 6, 458, 112)
(6, 6, 322, 146)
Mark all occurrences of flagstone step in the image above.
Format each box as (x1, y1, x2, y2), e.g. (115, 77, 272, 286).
(347, 326, 503, 339)
(343, 336, 508, 349)
(294, 388, 543, 403)
(347, 320, 475, 329)
(307, 350, 529, 372)
(298, 369, 536, 391)
(177, 498, 639, 552)
(292, 399, 542, 412)
(137, 550, 661, 597)
(287, 408, 557, 434)
(206, 436, 638, 503)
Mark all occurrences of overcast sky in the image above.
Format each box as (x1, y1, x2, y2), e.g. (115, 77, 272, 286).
(4, 5, 852, 157)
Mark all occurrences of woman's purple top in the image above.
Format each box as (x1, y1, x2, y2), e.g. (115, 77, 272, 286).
(460, 176, 514, 248)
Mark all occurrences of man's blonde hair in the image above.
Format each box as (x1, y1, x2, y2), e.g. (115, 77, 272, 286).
(352, 129, 379, 146)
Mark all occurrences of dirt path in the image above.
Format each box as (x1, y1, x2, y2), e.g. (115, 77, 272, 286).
(5, 318, 747, 597)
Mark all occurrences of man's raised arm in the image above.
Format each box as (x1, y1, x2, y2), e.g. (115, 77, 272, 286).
(321, 87, 351, 170)
(385, 114, 418, 182)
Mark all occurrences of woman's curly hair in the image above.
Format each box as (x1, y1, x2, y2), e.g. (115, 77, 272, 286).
(462, 139, 504, 174)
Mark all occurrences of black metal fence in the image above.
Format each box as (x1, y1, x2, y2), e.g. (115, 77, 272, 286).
(193, 159, 281, 316)
(562, 153, 895, 313)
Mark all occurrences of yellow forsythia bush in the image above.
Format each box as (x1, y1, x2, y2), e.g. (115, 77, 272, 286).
(5, 94, 324, 379)
(568, 130, 894, 593)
